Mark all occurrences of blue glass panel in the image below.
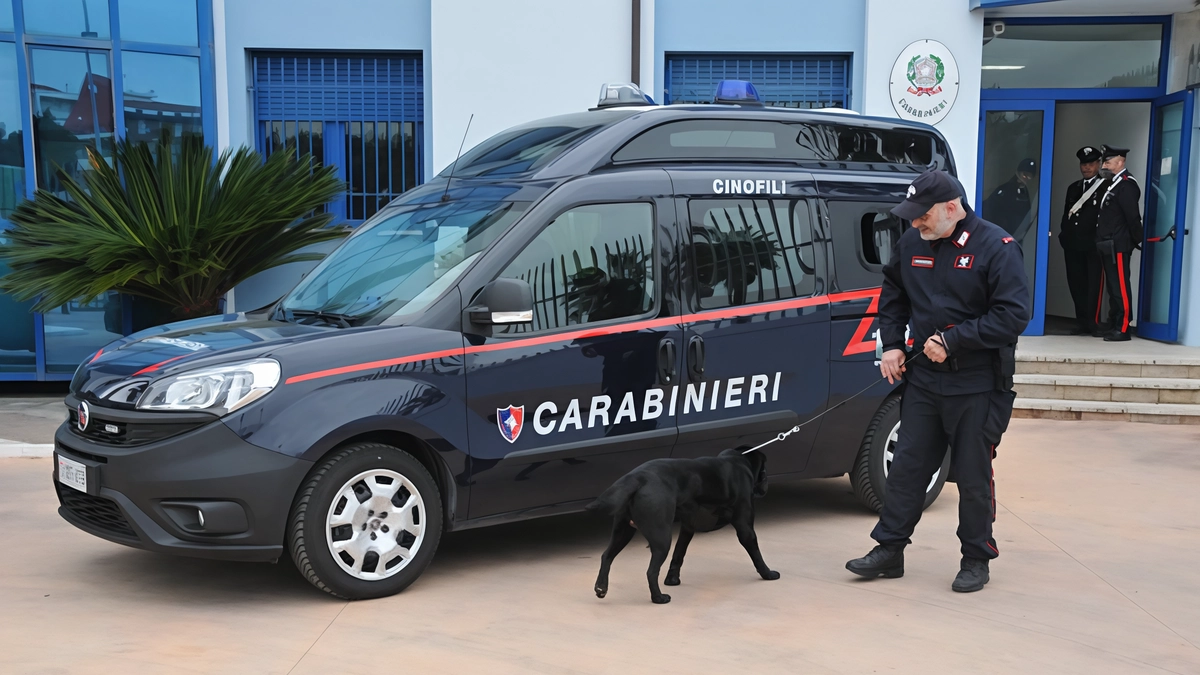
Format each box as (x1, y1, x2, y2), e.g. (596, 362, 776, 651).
(121, 52, 201, 147)
(0, 42, 23, 219)
(0, 236, 35, 373)
(22, 0, 111, 39)
(119, 0, 198, 47)
(28, 48, 115, 196)
(0, 0, 13, 32)
(983, 23, 1161, 89)
(44, 293, 123, 374)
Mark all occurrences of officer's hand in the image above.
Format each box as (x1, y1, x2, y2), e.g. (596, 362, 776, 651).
(924, 336, 948, 364)
(880, 349, 907, 385)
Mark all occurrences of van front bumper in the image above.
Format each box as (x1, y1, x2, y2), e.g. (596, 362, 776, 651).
(53, 411, 313, 563)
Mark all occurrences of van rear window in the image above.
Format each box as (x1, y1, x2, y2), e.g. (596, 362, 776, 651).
(612, 119, 945, 169)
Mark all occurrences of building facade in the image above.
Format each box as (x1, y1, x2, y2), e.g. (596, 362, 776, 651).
(2, 0, 1199, 380)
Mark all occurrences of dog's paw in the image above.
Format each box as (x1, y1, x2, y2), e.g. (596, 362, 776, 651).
(664, 575, 680, 586)
(595, 585, 608, 598)
(761, 570, 781, 581)
(652, 594, 671, 604)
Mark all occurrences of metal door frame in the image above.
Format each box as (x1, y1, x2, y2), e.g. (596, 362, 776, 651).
(1137, 89, 1194, 342)
(977, 99, 1056, 336)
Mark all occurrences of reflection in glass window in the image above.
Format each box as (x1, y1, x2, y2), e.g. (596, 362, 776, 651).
(1, 0, 13, 32)
(689, 199, 816, 309)
(43, 293, 124, 374)
(119, 0, 198, 46)
(23, 0, 111, 39)
(1, 43, 24, 219)
(983, 23, 1161, 89)
(121, 52, 202, 149)
(29, 48, 114, 196)
(499, 203, 655, 333)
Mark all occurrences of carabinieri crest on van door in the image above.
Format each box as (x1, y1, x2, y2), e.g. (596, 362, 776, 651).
(497, 405, 525, 443)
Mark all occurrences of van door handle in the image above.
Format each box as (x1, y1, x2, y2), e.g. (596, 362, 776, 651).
(687, 335, 706, 380)
(657, 338, 677, 385)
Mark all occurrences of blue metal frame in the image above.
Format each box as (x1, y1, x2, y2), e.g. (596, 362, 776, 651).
(1, 0, 217, 380)
(980, 16, 1171, 102)
(972, 0, 1059, 8)
(977, 99, 1056, 337)
(1138, 90, 1195, 343)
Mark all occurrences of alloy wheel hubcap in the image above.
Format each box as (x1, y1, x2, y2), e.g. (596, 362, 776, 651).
(325, 469, 426, 581)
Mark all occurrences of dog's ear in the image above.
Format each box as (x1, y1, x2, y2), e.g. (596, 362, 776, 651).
(749, 450, 768, 498)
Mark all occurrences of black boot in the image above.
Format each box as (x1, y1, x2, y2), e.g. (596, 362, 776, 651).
(846, 544, 904, 579)
(951, 557, 990, 593)
(1104, 331, 1131, 342)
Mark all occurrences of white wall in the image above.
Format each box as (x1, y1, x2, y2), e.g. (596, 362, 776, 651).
(1047, 103, 1150, 321)
(1180, 101, 1200, 346)
(430, 0, 632, 174)
(863, 0, 983, 198)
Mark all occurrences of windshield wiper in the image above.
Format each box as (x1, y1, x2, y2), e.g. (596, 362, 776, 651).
(284, 309, 360, 328)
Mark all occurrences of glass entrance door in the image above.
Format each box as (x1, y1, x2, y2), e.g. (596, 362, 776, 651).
(1138, 90, 1194, 342)
(978, 100, 1056, 335)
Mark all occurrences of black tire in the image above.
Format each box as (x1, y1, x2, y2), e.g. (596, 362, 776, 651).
(850, 394, 950, 513)
(288, 442, 443, 600)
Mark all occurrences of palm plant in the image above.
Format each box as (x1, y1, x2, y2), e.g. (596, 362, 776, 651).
(0, 129, 347, 320)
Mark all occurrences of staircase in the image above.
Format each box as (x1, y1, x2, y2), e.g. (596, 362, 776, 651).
(1013, 336, 1200, 425)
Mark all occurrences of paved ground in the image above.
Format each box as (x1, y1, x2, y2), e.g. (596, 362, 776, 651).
(2, 418, 1199, 674)
(0, 392, 64, 453)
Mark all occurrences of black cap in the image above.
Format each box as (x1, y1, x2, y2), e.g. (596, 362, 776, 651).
(1101, 145, 1129, 160)
(1077, 146, 1102, 163)
(1018, 158, 1037, 176)
(891, 170, 964, 221)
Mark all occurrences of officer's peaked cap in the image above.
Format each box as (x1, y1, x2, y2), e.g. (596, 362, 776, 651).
(1101, 144, 1129, 160)
(892, 170, 964, 221)
(1077, 146, 1102, 163)
(1017, 157, 1037, 175)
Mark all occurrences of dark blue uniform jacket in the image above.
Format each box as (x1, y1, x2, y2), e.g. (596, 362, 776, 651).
(879, 206, 1032, 395)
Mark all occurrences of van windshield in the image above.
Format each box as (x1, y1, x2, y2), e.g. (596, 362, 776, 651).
(439, 111, 637, 177)
(276, 200, 528, 325)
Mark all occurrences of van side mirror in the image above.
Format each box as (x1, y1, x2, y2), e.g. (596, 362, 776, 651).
(468, 278, 534, 325)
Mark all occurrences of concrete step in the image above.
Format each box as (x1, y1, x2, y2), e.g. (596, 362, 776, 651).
(1013, 374, 1200, 404)
(1015, 360, 1200, 378)
(1012, 398, 1200, 425)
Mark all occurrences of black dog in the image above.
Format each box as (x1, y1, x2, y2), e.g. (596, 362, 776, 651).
(586, 448, 779, 604)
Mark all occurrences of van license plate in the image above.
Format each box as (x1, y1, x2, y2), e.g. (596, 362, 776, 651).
(57, 455, 87, 493)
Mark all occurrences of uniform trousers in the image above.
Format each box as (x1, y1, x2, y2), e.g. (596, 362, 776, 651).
(1098, 245, 1133, 335)
(1062, 247, 1102, 331)
(871, 382, 1014, 561)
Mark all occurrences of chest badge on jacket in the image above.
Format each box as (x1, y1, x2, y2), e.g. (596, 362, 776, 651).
(954, 254, 974, 270)
(912, 256, 934, 268)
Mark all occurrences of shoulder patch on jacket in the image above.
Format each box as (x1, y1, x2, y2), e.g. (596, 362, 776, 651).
(1001, 237, 1014, 244)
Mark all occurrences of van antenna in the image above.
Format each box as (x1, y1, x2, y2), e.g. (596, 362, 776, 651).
(441, 113, 474, 202)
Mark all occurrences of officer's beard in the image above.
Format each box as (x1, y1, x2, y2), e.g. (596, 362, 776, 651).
(918, 203, 958, 241)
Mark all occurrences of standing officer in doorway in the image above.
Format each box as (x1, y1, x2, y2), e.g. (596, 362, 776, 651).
(1059, 146, 1105, 335)
(1095, 145, 1143, 342)
(983, 157, 1037, 239)
(846, 170, 1031, 593)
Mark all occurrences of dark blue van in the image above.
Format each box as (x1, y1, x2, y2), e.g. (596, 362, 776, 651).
(53, 83, 955, 599)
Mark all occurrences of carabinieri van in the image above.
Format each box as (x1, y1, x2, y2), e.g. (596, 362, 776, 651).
(54, 81, 956, 599)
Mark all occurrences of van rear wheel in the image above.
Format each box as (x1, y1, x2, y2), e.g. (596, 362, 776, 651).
(288, 442, 443, 599)
(850, 394, 950, 513)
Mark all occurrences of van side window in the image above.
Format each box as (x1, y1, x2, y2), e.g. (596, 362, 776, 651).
(496, 203, 655, 333)
(827, 201, 904, 290)
(688, 199, 816, 309)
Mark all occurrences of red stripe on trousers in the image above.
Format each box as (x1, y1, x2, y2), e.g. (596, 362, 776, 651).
(1095, 269, 1105, 324)
(1117, 252, 1130, 333)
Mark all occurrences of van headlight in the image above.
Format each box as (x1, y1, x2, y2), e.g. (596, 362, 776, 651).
(137, 359, 281, 415)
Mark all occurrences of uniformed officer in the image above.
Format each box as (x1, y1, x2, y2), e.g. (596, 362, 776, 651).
(983, 158, 1037, 240)
(1095, 145, 1143, 342)
(846, 170, 1031, 593)
(1059, 146, 1105, 335)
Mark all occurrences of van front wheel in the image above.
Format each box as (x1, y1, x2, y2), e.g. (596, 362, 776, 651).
(288, 442, 443, 599)
(850, 395, 950, 514)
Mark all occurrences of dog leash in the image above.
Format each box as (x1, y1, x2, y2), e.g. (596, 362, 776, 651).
(743, 351, 925, 455)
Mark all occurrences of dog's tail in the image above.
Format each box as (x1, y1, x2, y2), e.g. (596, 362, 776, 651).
(585, 475, 641, 516)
